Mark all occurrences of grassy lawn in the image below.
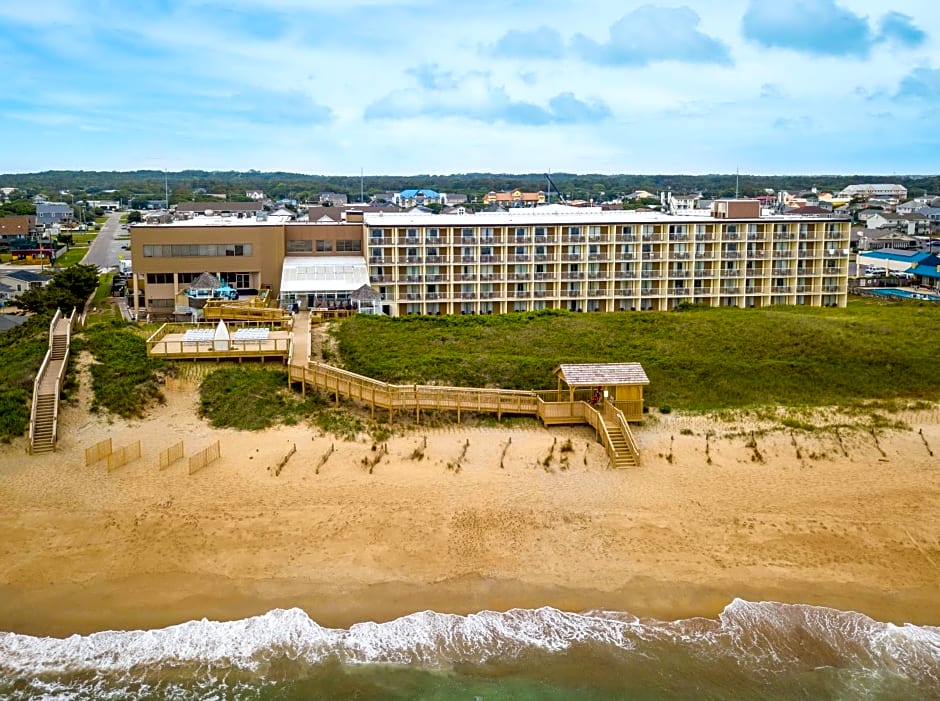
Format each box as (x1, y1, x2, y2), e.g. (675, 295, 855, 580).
(334, 300, 940, 411)
(53, 247, 87, 267)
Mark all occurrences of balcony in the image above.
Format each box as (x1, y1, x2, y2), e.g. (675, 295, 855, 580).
(669, 270, 692, 278)
(747, 250, 767, 258)
(508, 290, 531, 298)
(480, 255, 500, 263)
(722, 287, 741, 294)
(368, 256, 386, 264)
(562, 272, 585, 280)
(772, 251, 793, 259)
(405, 275, 423, 282)
(588, 271, 606, 280)
(459, 236, 477, 244)
(642, 252, 663, 261)
(513, 235, 531, 243)
(562, 234, 583, 243)
(616, 252, 635, 260)
(695, 251, 716, 259)
(370, 275, 393, 283)
(509, 254, 529, 262)
(668, 233, 688, 242)
(460, 255, 476, 263)
(723, 251, 742, 259)
(405, 293, 422, 301)
(534, 254, 552, 262)
(615, 270, 637, 279)
(822, 285, 841, 292)
(588, 253, 606, 261)
(672, 288, 691, 296)
(796, 285, 812, 293)
(695, 233, 712, 241)
(405, 256, 423, 264)
(724, 232, 741, 240)
(796, 250, 813, 259)
(533, 290, 550, 298)
(774, 233, 795, 240)
(772, 268, 793, 276)
(641, 233, 662, 242)
(460, 292, 477, 299)
(640, 271, 662, 279)
(534, 235, 553, 243)
(426, 255, 447, 264)
(746, 233, 763, 241)
(399, 236, 419, 245)
(823, 267, 842, 275)
(425, 274, 445, 282)
(613, 287, 634, 296)
(425, 236, 441, 244)
(458, 274, 477, 281)
(588, 288, 607, 297)
(771, 286, 792, 294)
(510, 273, 529, 281)
(534, 272, 551, 280)
(480, 291, 498, 299)
(563, 253, 582, 261)
(425, 292, 444, 300)
(616, 233, 636, 242)
(672, 252, 691, 260)
(369, 237, 394, 246)
(744, 286, 759, 294)
(480, 273, 497, 281)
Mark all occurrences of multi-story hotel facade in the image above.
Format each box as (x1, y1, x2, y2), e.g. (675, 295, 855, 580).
(130, 202, 851, 318)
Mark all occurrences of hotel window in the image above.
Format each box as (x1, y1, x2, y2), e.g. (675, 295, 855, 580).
(668, 225, 685, 234)
(726, 225, 737, 234)
(514, 227, 527, 238)
(427, 247, 439, 257)
(233, 273, 251, 288)
(287, 240, 313, 252)
(370, 229, 385, 239)
(568, 226, 581, 236)
(534, 227, 547, 237)
(178, 272, 200, 284)
(371, 248, 385, 259)
(336, 240, 362, 252)
(622, 226, 634, 234)
(406, 228, 418, 237)
(427, 228, 439, 239)
(316, 240, 333, 252)
(481, 227, 494, 240)
(461, 228, 474, 239)
(515, 246, 526, 256)
(143, 243, 252, 257)
(146, 273, 174, 284)
(462, 247, 473, 258)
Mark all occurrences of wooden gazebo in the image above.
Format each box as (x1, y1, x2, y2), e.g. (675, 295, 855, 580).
(554, 363, 649, 422)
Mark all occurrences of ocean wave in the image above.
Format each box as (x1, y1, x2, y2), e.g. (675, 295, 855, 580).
(1, 600, 938, 687)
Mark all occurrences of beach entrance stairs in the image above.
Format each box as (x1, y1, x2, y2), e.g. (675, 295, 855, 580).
(288, 359, 646, 469)
(29, 308, 75, 454)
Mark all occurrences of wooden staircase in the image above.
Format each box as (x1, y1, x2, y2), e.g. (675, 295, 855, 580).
(603, 417, 638, 469)
(29, 309, 74, 455)
(30, 394, 57, 454)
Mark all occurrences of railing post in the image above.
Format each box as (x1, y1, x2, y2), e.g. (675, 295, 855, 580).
(414, 384, 420, 423)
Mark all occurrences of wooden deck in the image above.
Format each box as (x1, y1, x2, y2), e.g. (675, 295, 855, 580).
(146, 323, 291, 360)
(289, 360, 642, 468)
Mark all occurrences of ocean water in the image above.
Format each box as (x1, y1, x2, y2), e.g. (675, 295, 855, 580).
(1, 600, 938, 700)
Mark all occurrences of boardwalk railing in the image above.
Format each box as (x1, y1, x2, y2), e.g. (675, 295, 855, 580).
(29, 308, 75, 454)
(290, 360, 641, 467)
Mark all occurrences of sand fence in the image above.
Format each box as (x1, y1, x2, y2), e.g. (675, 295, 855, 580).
(189, 441, 221, 475)
(83, 437, 221, 475)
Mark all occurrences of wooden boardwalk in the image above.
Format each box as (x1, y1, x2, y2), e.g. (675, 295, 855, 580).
(287, 358, 641, 468)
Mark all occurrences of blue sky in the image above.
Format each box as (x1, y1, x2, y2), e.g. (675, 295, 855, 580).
(1, 0, 938, 175)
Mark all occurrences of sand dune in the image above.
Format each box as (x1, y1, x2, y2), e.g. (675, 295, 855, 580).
(0, 382, 938, 636)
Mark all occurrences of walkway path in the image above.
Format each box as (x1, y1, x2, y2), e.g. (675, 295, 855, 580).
(289, 311, 310, 366)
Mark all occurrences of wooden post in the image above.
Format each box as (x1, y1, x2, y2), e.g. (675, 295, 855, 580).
(371, 385, 375, 419)
(497, 393, 502, 422)
(414, 384, 420, 423)
(334, 373, 339, 407)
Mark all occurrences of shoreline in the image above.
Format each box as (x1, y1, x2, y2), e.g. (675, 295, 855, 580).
(1, 386, 939, 638)
(2, 572, 938, 639)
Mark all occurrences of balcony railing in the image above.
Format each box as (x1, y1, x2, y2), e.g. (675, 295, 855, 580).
(771, 286, 792, 293)
(425, 274, 445, 282)
(405, 256, 423, 263)
(405, 275, 423, 282)
(458, 274, 477, 281)
(405, 293, 422, 300)
(616, 234, 636, 242)
(615, 271, 637, 279)
(509, 254, 529, 262)
(534, 254, 552, 262)
(563, 253, 582, 261)
(588, 272, 606, 279)
(772, 268, 793, 276)
(426, 255, 447, 264)
(460, 292, 477, 299)
(673, 288, 691, 296)
(822, 285, 841, 292)
(425, 292, 444, 300)
(588, 253, 606, 261)
(533, 290, 550, 298)
(723, 251, 742, 259)
(562, 272, 585, 280)
(772, 251, 793, 259)
(460, 255, 476, 263)
(672, 252, 691, 259)
(480, 255, 500, 263)
(588, 288, 606, 297)
(669, 270, 692, 278)
(371, 275, 393, 283)
(510, 273, 529, 280)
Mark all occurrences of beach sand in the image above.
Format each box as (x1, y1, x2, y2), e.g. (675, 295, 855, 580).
(1, 380, 938, 637)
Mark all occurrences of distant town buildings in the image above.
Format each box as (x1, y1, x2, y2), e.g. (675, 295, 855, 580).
(837, 183, 908, 200)
(35, 202, 74, 229)
(482, 189, 545, 208)
(394, 189, 446, 208)
(319, 192, 349, 206)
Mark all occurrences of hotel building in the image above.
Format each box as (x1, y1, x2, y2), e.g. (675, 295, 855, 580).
(130, 201, 851, 318)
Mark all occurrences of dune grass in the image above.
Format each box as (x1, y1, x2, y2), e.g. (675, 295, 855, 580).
(334, 300, 940, 411)
(0, 313, 53, 441)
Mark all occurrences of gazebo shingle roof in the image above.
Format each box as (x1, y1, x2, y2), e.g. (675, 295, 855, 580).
(556, 363, 649, 386)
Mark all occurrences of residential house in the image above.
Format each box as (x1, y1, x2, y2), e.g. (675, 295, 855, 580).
(395, 189, 446, 208)
(0, 215, 37, 241)
(0, 269, 53, 297)
(853, 227, 919, 251)
(35, 202, 74, 229)
(319, 192, 349, 206)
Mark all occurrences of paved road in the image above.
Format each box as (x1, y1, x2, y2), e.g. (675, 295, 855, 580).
(81, 211, 127, 271)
